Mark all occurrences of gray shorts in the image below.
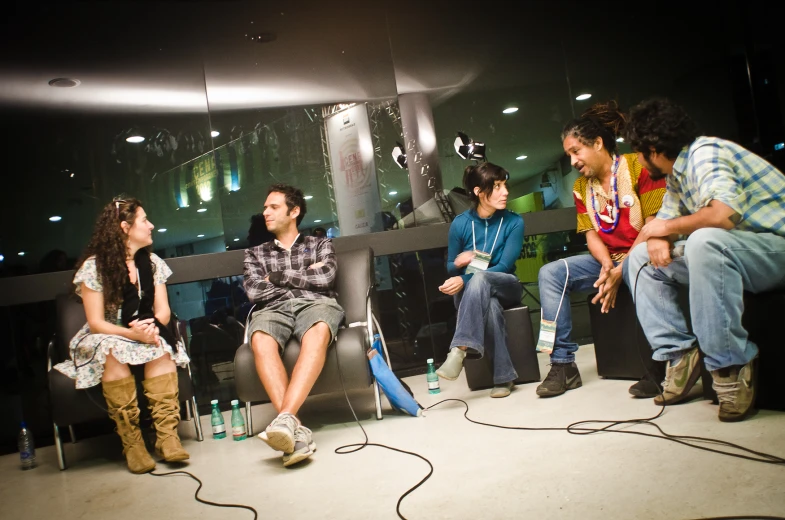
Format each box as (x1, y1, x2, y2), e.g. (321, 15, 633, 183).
(248, 297, 344, 351)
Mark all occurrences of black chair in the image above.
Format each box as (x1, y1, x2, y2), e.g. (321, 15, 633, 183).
(463, 306, 541, 390)
(47, 294, 204, 470)
(233, 247, 382, 436)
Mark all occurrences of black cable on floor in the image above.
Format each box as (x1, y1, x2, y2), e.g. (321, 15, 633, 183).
(149, 470, 258, 519)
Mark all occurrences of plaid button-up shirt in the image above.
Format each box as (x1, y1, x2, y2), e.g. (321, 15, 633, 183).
(243, 234, 338, 307)
(658, 137, 785, 236)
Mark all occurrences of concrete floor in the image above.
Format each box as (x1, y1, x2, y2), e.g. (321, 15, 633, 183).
(2, 345, 784, 520)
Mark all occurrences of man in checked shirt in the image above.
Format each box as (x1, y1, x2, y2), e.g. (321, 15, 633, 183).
(243, 184, 344, 466)
(625, 99, 785, 422)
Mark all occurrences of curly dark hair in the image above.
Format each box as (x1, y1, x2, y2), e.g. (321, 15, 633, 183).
(75, 196, 151, 310)
(626, 98, 699, 160)
(268, 183, 307, 226)
(463, 162, 509, 208)
(561, 100, 627, 157)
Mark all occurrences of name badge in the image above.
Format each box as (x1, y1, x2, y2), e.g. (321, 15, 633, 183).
(466, 250, 491, 274)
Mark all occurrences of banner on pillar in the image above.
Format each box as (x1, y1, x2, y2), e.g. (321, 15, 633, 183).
(324, 104, 383, 236)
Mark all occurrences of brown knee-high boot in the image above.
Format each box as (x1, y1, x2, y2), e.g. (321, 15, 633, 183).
(102, 375, 156, 474)
(143, 372, 190, 462)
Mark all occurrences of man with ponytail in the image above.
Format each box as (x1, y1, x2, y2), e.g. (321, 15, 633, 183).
(436, 162, 524, 398)
(535, 102, 666, 398)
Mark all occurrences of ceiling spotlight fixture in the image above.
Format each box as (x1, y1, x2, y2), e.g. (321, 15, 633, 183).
(48, 78, 81, 88)
(616, 137, 624, 143)
(391, 141, 407, 169)
(18, 252, 25, 257)
(70, 173, 75, 178)
(158, 228, 167, 233)
(0, 254, 4, 262)
(314, 219, 322, 223)
(197, 234, 205, 238)
(304, 195, 314, 200)
(575, 93, 592, 101)
(211, 130, 220, 138)
(502, 107, 519, 114)
(126, 135, 145, 143)
(197, 208, 207, 213)
(389, 191, 398, 196)
(454, 132, 486, 161)
(233, 238, 240, 242)
(516, 155, 528, 160)
(49, 216, 62, 222)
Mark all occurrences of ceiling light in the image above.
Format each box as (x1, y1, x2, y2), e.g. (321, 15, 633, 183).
(502, 107, 518, 114)
(49, 216, 62, 222)
(304, 195, 313, 200)
(314, 219, 322, 223)
(70, 173, 75, 178)
(18, 252, 25, 257)
(0, 254, 4, 262)
(454, 132, 486, 161)
(516, 155, 528, 160)
(575, 93, 592, 101)
(197, 208, 207, 213)
(392, 142, 407, 169)
(211, 130, 220, 137)
(197, 234, 205, 238)
(389, 191, 398, 196)
(616, 137, 624, 143)
(126, 135, 145, 143)
(158, 228, 167, 232)
(48, 78, 81, 88)
(233, 238, 240, 242)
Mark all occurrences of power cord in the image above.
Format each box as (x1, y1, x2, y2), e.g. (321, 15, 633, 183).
(149, 470, 258, 519)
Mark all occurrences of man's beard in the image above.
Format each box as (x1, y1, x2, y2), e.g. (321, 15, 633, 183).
(647, 163, 667, 180)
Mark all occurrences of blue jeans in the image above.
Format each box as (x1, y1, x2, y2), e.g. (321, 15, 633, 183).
(538, 254, 608, 364)
(626, 228, 785, 371)
(450, 271, 523, 384)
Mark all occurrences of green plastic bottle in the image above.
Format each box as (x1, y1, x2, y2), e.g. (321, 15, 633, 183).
(210, 399, 226, 440)
(230, 399, 247, 441)
(426, 358, 441, 394)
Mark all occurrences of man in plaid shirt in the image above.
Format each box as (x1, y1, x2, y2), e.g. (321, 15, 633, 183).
(243, 184, 344, 466)
(625, 98, 785, 422)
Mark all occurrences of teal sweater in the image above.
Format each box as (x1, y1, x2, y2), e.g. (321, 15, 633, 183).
(446, 209, 524, 283)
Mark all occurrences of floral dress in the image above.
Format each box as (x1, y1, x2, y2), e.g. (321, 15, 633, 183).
(53, 254, 190, 389)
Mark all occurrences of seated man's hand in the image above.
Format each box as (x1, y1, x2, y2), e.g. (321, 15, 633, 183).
(439, 276, 464, 295)
(309, 261, 325, 270)
(647, 237, 672, 269)
(593, 265, 623, 313)
(453, 251, 475, 269)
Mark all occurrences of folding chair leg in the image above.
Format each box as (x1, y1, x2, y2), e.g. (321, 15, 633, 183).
(190, 397, 204, 441)
(68, 425, 77, 444)
(245, 402, 254, 436)
(54, 423, 67, 470)
(373, 379, 383, 420)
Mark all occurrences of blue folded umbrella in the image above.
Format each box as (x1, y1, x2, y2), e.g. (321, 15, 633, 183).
(369, 335, 422, 417)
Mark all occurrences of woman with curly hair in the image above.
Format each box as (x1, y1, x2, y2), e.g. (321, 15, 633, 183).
(54, 196, 190, 473)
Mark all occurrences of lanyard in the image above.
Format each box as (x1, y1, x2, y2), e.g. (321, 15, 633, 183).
(471, 217, 504, 257)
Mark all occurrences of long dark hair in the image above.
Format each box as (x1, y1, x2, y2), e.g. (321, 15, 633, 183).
(561, 101, 627, 156)
(463, 162, 509, 208)
(75, 196, 151, 309)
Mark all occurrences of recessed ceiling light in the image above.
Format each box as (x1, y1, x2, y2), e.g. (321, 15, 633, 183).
(502, 107, 519, 114)
(233, 238, 240, 242)
(49, 216, 62, 222)
(70, 173, 75, 178)
(575, 93, 592, 101)
(197, 234, 205, 238)
(211, 130, 220, 137)
(314, 219, 322, 223)
(158, 228, 167, 232)
(303, 195, 313, 200)
(18, 252, 25, 257)
(126, 135, 145, 143)
(389, 191, 398, 196)
(516, 155, 528, 160)
(616, 137, 624, 143)
(197, 208, 207, 213)
(48, 78, 81, 88)
(0, 254, 4, 262)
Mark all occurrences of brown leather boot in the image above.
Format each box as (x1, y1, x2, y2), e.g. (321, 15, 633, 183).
(143, 372, 190, 462)
(102, 375, 156, 474)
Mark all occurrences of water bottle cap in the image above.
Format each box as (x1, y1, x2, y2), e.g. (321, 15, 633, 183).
(210, 399, 218, 405)
(230, 399, 239, 406)
(427, 358, 434, 364)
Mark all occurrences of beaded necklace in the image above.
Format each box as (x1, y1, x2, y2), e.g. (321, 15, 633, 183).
(589, 154, 621, 233)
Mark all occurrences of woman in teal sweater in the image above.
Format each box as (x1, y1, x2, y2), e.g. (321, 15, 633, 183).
(436, 162, 524, 397)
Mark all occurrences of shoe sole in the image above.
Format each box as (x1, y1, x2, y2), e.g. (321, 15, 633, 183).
(160, 452, 190, 462)
(258, 429, 295, 454)
(435, 368, 461, 381)
(653, 353, 702, 406)
(283, 442, 316, 467)
(629, 388, 659, 399)
(536, 377, 582, 397)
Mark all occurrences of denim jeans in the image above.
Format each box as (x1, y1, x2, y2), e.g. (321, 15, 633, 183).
(625, 228, 785, 371)
(538, 254, 609, 364)
(450, 271, 523, 384)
